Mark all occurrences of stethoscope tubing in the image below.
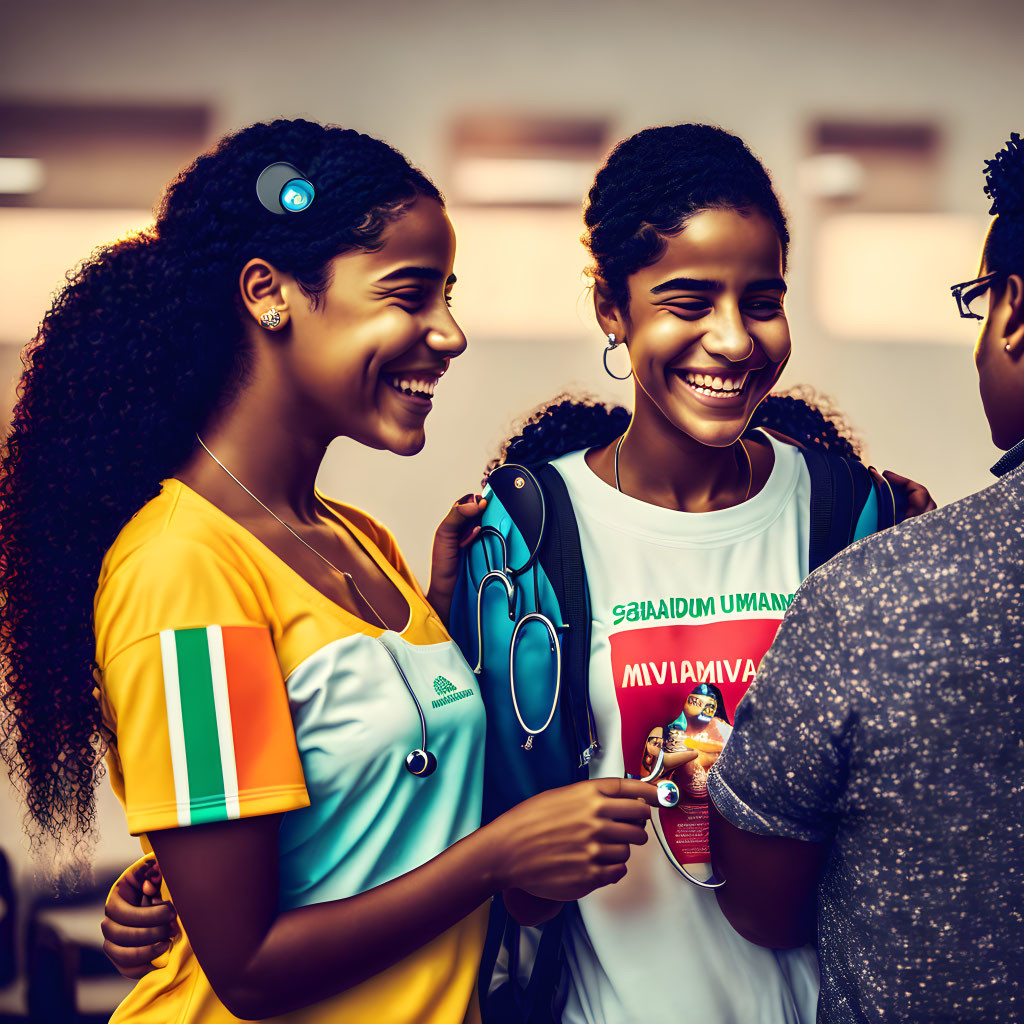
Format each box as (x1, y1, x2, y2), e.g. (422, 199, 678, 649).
(638, 747, 726, 889)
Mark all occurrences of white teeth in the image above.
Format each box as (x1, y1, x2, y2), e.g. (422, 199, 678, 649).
(681, 370, 751, 398)
(386, 375, 438, 397)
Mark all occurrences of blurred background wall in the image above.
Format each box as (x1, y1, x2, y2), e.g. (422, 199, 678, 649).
(0, 0, 1022, 937)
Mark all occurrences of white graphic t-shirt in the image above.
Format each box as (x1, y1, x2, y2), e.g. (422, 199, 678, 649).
(551, 431, 820, 1024)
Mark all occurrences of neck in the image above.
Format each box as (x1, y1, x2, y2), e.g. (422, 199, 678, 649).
(178, 374, 329, 523)
(991, 434, 1024, 477)
(600, 393, 751, 512)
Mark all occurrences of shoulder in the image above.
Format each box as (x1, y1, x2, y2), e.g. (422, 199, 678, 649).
(99, 480, 244, 581)
(796, 474, 1020, 633)
(543, 447, 594, 490)
(95, 482, 269, 665)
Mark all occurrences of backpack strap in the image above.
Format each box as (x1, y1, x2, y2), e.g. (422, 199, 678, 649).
(802, 446, 839, 574)
(471, 463, 592, 1024)
(802, 446, 903, 572)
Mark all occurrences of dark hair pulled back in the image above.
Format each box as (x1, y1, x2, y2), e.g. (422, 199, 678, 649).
(583, 123, 790, 314)
(488, 388, 861, 479)
(0, 118, 441, 853)
(983, 132, 1024, 276)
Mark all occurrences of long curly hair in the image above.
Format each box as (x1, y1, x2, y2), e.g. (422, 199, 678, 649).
(0, 118, 441, 856)
(983, 132, 1024, 274)
(486, 388, 860, 478)
(583, 123, 789, 314)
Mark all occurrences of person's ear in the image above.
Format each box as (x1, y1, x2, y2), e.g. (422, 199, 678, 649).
(239, 258, 292, 331)
(592, 281, 628, 341)
(1003, 274, 1024, 355)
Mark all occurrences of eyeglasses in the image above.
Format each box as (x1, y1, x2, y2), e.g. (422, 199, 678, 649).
(950, 272, 1002, 320)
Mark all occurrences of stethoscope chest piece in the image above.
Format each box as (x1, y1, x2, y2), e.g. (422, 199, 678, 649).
(374, 634, 438, 780)
(405, 748, 437, 777)
(656, 779, 680, 808)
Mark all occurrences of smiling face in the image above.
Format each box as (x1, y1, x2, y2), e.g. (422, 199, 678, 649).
(283, 196, 465, 455)
(602, 207, 790, 450)
(684, 691, 718, 723)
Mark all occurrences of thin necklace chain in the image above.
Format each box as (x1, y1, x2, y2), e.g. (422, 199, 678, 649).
(613, 433, 752, 504)
(194, 435, 389, 630)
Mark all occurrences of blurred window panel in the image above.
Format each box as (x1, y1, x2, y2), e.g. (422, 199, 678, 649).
(803, 119, 982, 343)
(0, 102, 211, 416)
(445, 114, 610, 343)
(0, 208, 156, 345)
(816, 213, 987, 343)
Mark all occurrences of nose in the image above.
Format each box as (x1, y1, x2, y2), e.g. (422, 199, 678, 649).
(426, 305, 468, 359)
(703, 302, 755, 363)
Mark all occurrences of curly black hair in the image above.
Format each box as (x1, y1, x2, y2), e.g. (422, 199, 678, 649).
(983, 131, 1024, 276)
(487, 388, 861, 478)
(486, 125, 845, 480)
(583, 123, 789, 315)
(0, 118, 442, 855)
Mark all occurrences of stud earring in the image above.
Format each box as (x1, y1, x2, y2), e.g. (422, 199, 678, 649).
(603, 333, 633, 381)
(259, 307, 283, 330)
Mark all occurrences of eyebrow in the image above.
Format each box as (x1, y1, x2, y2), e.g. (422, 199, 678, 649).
(377, 266, 457, 286)
(650, 276, 787, 295)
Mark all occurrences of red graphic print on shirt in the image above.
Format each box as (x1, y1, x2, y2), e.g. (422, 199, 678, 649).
(609, 618, 782, 864)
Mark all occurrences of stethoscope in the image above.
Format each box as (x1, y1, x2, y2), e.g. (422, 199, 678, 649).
(374, 634, 437, 777)
(634, 745, 727, 890)
(471, 516, 562, 752)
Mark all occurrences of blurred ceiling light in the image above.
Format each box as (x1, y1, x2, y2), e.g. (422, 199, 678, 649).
(452, 157, 595, 206)
(0, 158, 45, 195)
(449, 113, 608, 207)
(816, 213, 987, 344)
(798, 153, 864, 199)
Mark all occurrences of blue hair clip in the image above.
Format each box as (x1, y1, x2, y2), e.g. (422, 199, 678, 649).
(256, 162, 315, 215)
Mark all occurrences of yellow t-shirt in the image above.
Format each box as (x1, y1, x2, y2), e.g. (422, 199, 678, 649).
(96, 480, 487, 1023)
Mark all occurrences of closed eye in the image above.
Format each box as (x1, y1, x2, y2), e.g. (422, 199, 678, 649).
(664, 300, 713, 319)
(388, 287, 427, 306)
(742, 298, 784, 319)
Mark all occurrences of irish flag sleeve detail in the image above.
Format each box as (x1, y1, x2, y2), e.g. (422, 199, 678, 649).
(111, 624, 308, 834)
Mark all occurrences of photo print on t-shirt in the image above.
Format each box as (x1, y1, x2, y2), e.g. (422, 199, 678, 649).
(611, 619, 780, 864)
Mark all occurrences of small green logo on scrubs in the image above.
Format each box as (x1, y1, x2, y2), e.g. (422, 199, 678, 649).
(431, 675, 474, 709)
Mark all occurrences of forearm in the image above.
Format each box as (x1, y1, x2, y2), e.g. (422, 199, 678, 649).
(708, 800, 821, 951)
(235, 830, 498, 1017)
(502, 887, 562, 927)
(425, 581, 453, 627)
(156, 821, 503, 1020)
(153, 777, 658, 1018)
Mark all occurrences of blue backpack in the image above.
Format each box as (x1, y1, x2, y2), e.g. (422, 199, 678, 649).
(449, 439, 907, 1024)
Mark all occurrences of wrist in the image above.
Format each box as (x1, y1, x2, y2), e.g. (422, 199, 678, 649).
(503, 888, 563, 926)
(469, 818, 511, 893)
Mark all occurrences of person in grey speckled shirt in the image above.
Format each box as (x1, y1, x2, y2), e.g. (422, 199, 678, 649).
(706, 132, 1024, 1023)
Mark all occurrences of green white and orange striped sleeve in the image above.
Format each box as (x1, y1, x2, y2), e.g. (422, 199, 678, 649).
(108, 624, 308, 834)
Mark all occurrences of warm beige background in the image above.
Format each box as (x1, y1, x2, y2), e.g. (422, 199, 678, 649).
(1, 0, 1022, 881)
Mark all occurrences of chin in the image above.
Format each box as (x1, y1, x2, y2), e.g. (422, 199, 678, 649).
(387, 431, 428, 457)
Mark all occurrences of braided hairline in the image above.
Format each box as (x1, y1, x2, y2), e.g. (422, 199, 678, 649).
(582, 125, 790, 315)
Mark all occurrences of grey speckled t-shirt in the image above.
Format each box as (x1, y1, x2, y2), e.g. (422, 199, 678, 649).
(707, 466, 1024, 1024)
